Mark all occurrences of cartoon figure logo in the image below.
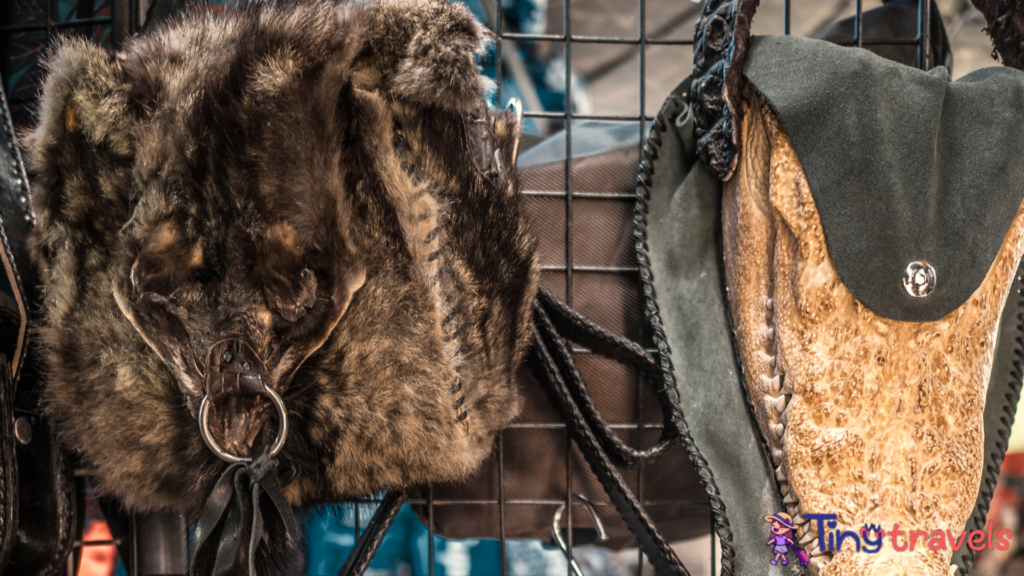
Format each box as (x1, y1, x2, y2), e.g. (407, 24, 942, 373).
(765, 512, 810, 566)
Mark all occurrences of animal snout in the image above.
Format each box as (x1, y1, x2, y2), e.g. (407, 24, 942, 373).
(206, 339, 270, 402)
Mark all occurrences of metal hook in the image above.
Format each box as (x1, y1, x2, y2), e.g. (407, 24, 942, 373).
(507, 98, 523, 166)
(551, 493, 608, 576)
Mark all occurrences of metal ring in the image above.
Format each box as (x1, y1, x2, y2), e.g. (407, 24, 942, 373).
(198, 386, 288, 463)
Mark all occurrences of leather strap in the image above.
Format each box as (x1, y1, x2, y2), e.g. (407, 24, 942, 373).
(335, 490, 407, 576)
(535, 287, 679, 467)
(530, 300, 690, 576)
(0, 355, 16, 573)
(189, 449, 297, 576)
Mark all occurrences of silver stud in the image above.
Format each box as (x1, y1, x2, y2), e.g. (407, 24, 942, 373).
(902, 261, 936, 297)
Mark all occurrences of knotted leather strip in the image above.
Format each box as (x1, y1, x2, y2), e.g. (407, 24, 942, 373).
(536, 287, 680, 467)
(189, 449, 297, 576)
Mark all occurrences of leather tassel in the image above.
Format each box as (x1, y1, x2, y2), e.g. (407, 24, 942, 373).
(189, 449, 297, 576)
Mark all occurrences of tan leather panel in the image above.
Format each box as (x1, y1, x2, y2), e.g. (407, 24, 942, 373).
(724, 91, 1024, 576)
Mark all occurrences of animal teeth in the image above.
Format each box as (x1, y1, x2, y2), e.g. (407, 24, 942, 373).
(800, 532, 815, 545)
(769, 375, 782, 394)
(811, 545, 828, 557)
(781, 376, 794, 394)
(783, 493, 797, 504)
(779, 482, 790, 496)
(774, 423, 785, 439)
(774, 395, 788, 413)
(766, 327, 775, 341)
(775, 465, 787, 482)
(780, 409, 789, 426)
(793, 514, 806, 525)
(766, 298, 774, 311)
(769, 356, 777, 368)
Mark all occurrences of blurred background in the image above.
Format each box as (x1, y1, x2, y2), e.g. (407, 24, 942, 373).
(1, 1, 1018, 575)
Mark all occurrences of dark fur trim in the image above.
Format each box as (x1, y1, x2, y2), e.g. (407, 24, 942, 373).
(25, 3, 536, 558)
(972, 0, 1024, 70)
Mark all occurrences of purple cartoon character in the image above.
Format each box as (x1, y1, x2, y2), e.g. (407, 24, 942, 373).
(765, 512, 809, 566)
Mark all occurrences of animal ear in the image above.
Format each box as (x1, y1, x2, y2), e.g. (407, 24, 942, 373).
(27, 37, 134, 163)
(354, 0, 493, 113)
(26, 37, 135, 271)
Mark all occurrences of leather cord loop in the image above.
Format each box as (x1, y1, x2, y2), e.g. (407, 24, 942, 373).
(535, 286, 683, 467)
(530, 300, 690, 576)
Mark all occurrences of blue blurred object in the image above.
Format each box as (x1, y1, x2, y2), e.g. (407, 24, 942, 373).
(305, 504, 592, 576)
(460, 0, 591, 134)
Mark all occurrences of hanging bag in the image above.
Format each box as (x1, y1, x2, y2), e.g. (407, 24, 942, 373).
(25, 0, 537, 572)
(637, 0, 1024, 574)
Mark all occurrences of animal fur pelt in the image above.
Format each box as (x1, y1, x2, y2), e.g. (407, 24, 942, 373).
(972, 0, 1024, 70)
(26, 0, 537, 540)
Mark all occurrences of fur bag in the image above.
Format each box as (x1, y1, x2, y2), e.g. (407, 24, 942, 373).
(25, 0, 537, 568)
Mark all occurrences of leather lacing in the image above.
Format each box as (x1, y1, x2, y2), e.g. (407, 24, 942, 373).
(632, 90, 737, 576)
(954, 267, 1024, 574)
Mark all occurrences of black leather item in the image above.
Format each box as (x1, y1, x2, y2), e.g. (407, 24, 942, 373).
(6, 412, 76, 576)
(0, 80, 77, 576)
(189, 450, 298, 576)
(528, 278, 739, 576)
(529, 306, 690, 576)
(742, 35, 1024, 322)
(334, 490, 407, 576)
(0, 75, 30, 382)
(818, 0, 953, 73)
(0, 355, 17, 573)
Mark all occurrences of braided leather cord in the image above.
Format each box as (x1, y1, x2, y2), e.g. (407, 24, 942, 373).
(633, 90, 736, 576)
(530, 304, 691, 576)
(536, 287, 679, 468)
(953, 263, 1024, 574)
(335, 490, 407, 576)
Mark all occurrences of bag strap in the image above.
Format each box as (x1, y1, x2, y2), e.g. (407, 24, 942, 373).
(535, 286, 680, 467)
(530, 301, 691, 576)
(334, 490, 407, 576)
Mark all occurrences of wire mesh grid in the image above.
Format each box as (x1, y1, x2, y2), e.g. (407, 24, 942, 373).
(0, 0, 940, 574)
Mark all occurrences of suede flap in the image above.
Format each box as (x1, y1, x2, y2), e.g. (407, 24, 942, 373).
(743, 35, 1024, 322)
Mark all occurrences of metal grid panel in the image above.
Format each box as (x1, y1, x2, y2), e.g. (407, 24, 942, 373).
(0, 0, 938, 574)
